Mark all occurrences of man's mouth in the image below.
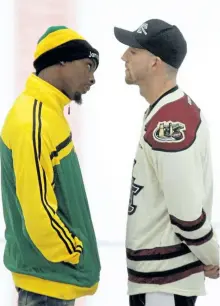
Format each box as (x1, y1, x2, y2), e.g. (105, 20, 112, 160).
(82, 84, 90, 94)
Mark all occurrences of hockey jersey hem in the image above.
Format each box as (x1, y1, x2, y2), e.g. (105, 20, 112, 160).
(127, 284, 206, 297)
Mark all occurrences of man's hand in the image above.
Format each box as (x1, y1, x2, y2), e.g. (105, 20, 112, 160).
(204, 265, 219, 279)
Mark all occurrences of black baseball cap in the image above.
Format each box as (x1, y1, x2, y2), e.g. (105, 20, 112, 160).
(114, 19, 187, 69)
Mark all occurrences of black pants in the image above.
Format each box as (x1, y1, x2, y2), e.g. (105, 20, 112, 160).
(129, 293, 197, 306)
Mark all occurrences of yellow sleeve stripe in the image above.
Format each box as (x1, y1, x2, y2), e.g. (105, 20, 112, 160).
(32, 99, 78, 255)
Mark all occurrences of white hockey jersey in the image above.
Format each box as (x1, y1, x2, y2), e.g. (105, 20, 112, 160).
(126, 86, 219, 297)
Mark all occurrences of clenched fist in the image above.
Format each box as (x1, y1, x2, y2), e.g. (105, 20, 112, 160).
(204, 265, 219, 279)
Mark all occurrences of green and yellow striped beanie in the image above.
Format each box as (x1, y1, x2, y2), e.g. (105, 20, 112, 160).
(33, 26, 99, 74)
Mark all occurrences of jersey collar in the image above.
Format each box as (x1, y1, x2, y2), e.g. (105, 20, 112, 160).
(145, 86, 185, 124)
(148, 85, 179, 117)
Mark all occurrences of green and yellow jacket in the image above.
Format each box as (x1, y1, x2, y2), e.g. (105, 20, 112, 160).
(0, 74, 100, 300)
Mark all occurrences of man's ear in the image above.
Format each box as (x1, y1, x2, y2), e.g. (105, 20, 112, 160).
(152, 56, 162, 71)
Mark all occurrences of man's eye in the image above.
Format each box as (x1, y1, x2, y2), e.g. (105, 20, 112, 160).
(88, 63, 92, 71)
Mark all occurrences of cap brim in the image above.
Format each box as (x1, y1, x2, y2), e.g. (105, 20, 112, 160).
(114, 27, 142, 48)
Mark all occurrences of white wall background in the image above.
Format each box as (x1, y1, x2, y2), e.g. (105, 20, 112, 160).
(73, 1, 220, 304)
(0, 0, 14, 239)
(0, 0, 219, 243)
(74, 0, 220, 244)
(0, 1, 220, 305)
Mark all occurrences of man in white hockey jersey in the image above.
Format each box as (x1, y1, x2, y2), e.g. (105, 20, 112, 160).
(114, 19, 219, 306)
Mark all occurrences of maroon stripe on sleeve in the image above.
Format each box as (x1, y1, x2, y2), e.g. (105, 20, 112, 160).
(176, 229, 213, 246)
(170, 210, 206, 232)
(127, 243, 190, 261)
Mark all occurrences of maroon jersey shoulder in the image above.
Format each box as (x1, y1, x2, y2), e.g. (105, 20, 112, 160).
(144, 95, 201, 152)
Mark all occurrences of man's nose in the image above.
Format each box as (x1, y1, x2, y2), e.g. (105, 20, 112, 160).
(89, 77, 95, 85)
(121, 53, 126, 61)
(121, 49, 128, 62)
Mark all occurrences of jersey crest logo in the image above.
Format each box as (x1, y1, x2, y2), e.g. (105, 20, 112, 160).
(128, 177, 144, 215)
(153, 121, 186, 143)
(128, 160, 144, 215)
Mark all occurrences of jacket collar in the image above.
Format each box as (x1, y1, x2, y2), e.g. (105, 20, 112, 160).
(24, 74, 70, 111)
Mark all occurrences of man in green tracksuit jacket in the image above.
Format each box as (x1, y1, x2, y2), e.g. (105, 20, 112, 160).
(0, 25, 101, 306)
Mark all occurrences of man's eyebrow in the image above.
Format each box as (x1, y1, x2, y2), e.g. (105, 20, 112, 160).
(129, 47, 138, 52)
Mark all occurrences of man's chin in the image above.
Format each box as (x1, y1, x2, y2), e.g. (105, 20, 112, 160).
(125, 78, 134, 85)
(73, 92, 82, 105)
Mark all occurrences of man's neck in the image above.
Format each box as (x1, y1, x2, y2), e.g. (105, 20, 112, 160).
(38, 67, 63, 93)
(140, 79, 177, 105)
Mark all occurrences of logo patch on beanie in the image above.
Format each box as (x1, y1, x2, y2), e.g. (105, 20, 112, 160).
(89, 51, 99, 60)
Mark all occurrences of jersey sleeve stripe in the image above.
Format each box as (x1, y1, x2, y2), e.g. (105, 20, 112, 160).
(128, 260, 203, 285)
(176, 228, 213, 246)
(127, 243, 190, 261)
(170, 210, 206, 232)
